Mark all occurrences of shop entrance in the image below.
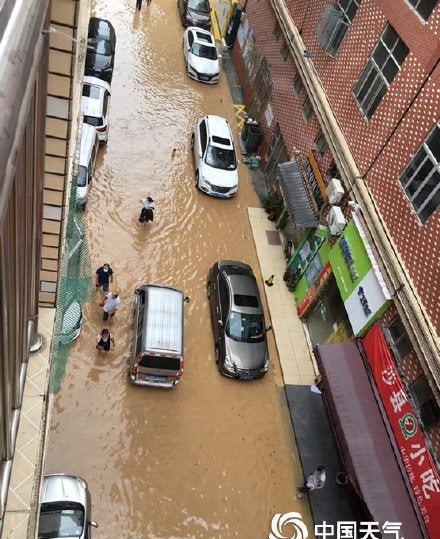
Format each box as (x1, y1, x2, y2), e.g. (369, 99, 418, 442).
(304, 276, 353, 346)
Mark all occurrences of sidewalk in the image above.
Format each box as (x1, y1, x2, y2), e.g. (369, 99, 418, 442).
(248, 207, 357, 527)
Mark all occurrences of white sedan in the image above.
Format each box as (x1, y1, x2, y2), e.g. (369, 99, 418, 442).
(183, 27, 220, 84)
(81, 76, 111, 143)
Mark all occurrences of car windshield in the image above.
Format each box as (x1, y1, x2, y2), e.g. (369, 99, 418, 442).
(226, 311, 265, 343)
(77, 165, 88, 187)
(38, 503, 84, 538)
(82, 84, 101, 99)
(205, 145, 236, 170)
(84, 115, 103, 127)
(188, 0, 210, 12)
(191, 43, 217, 60)
(89, 39, 112, 55)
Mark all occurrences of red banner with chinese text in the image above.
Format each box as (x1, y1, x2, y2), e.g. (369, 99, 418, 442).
(363, 324, 440, 538)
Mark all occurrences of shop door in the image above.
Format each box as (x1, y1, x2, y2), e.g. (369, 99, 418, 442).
(265, 125, 289, 186)
(305, 276, 353, 346)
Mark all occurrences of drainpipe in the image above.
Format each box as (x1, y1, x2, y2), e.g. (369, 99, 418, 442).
(269, 0, 440, 394)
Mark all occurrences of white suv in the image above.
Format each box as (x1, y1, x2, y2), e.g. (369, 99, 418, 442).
(81, 76, 111, 143)
(191, 115, 238, 198)
(183, 27, 219, 84)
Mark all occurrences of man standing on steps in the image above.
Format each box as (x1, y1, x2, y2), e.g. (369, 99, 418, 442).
(297, 465, 326, 497)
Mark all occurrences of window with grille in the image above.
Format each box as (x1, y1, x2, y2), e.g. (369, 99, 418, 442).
(386, 318, 413, 361)
(248, 57, 273, 118)
(316, 0, 361, 57)
(399, 123, 440, 224)
(293, 74, 303, 95)
(301, 98, 313, 121)
(273, 23, 282, 41)
(406, 0, 438, 21)
(281, 41, 289, 61)
(353, 25, 409, 119)
(315, 132, 328, 156)
(327, 161, 340, 181)
(409, 375, 440, 430)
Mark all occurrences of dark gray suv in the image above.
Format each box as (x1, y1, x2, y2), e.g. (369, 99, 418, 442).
(207, 260, 272, 380)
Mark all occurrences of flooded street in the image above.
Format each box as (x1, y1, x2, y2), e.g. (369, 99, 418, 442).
(45, 0, 312, 536)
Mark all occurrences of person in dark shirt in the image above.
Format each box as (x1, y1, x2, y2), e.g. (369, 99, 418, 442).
(95, 263, 113, 292)
(96, 329, 114, 352)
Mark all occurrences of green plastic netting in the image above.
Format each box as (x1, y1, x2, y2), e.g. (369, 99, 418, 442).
(49, 153, 94, 394)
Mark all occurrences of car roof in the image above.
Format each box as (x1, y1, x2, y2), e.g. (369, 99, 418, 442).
(83, 75, 111, 92)
(205, 116, 233, 148)
(218, 261, 262, 314)
(41, 474, 87, 506)
(81, 83, 105, 118)
(88, 17, 115, 42)
(189, 27, 215, 46)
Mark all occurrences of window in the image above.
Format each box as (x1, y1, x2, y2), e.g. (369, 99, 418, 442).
(293, 74, 303, 95)
(406, 0, 438, 21)
(248, 57, 273, 117)
(315, 132, 328, 156)
(102, 91, 109, 118)
(281, 41, 289, 61)
(273, 23, 282, 41)
(399, 123, 440, 223)
(353, 25, 409, 119)
(301, 98, 313, 121)
(386, 318, 412, 360)
(218, 274, 229, 321)
(409, 375, 440, 430)
(327, 161, 340, 181)
(188, 32, 194, 47)
(316, 0, 361, 56)
(199, 120, 207, 153)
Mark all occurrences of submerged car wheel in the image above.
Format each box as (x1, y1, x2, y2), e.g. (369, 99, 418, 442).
(190, 132, 195, 150)
(215, 344, 220, 364)
(195, 170, 199, 188)
(206, 281, 211, 299)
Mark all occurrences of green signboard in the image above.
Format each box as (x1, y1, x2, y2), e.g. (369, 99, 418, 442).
(328, 220, 371, 302)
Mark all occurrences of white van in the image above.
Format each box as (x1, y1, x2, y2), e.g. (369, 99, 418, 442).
(130, 285, 189, 389)
(76, 123, 99, 209)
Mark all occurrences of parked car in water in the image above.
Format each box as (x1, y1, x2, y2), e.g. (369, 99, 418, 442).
(76, 123, 99, 208)
(207, 260, 272, 380)
(38, 474, 98, 539)
(183, 27, 219, 84)
(178, 0, 211, 29)
(85, 17, 116, 83)
(81, 76, 111, 143)
(191, 115, 238, 198)
(130, 285, 190, 389)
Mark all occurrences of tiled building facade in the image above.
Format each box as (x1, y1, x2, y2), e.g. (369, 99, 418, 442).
(232, 0, 440, 460)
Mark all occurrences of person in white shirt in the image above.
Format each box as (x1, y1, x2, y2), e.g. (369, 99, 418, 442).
(139, 196, 155, 223)
(298, 465, 326, 494)
(102, 291, 122, 321)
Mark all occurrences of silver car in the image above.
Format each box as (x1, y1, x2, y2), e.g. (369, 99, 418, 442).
(207, 260, 272, 380)
(38, 474, 98, 539)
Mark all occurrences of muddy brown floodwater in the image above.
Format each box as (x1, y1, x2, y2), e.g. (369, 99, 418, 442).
(45, 0, 314, 537)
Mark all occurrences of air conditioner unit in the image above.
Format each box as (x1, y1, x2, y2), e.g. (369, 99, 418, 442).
(327, 205, 347, 235)
(326, 178, 344, 204)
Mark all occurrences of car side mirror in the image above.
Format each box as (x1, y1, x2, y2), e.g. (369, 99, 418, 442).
(265, 325, 273, 333)
(184, 296, 190, 303)
(89, 521, 98, 528)
(217, 319, 223, 326)
(218, 54, 222, 59)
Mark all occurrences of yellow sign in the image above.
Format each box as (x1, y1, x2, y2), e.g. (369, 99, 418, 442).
(307, 151, 328, 202)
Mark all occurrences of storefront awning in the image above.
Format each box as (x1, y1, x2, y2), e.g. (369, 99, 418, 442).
(315, 342, 424, 538)
(278, 161, 318, 229)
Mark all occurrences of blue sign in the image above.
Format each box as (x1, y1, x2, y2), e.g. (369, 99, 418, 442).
(339, 237, 358, 282)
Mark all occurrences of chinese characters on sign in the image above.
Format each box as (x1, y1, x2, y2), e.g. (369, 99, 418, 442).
(363, 324, 440, 537)
(339, 236, 358, 282)
(315, 520, 403, 538)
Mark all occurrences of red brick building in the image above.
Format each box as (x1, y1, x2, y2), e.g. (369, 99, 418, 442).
(232, 0, 440, 529)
